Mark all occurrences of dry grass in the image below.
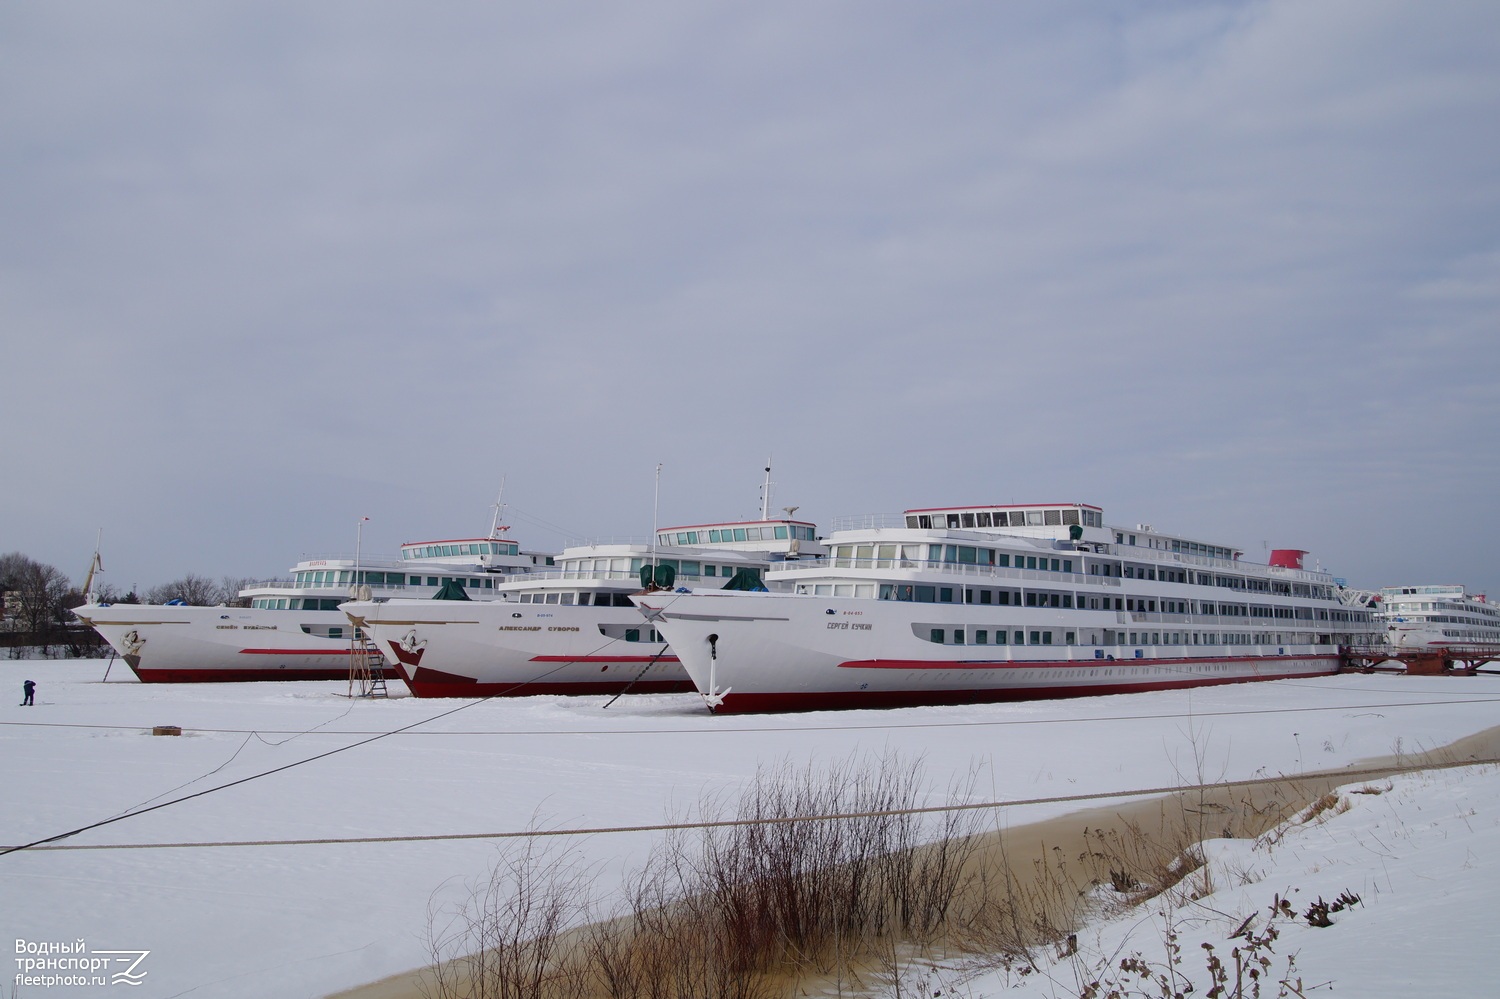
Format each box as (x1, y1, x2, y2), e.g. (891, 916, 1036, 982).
(334, 729, 1500, 999)
(417, 752, 988, 999)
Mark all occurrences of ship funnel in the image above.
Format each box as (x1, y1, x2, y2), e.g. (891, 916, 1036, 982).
(1268, 549, 1307, 569)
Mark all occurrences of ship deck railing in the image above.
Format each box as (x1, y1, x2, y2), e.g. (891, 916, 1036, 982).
(768, 559, 1110, 587)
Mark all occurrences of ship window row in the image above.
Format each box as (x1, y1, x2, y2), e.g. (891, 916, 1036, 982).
(869, 585, 1366, 623)
(659, 525, 816, 546)
(1190, 573, 1329, 599)
(294, 569, 499, 588)
(1386, 602, 1498, 619)
(922, 627, 1363, 648)
(1162, 539, 1235, 559)
(928, 628, 1067, 646)
(253, 597, 350, 610)
(402, 541, 518, 559)
(557, 558, 738, 579)
(1392, 613, 1500, 626)
(833, 545, 1074, 573)
(907, 508, 1102, 530)
(516, 592, 636, 607)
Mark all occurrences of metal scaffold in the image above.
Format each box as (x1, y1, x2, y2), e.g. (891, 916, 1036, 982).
(347, 632, 389, 697)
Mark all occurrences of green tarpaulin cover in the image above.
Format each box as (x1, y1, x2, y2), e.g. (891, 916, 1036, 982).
(432, 579, 473, 601)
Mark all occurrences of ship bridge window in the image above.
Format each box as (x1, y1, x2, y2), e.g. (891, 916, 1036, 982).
(1045, 510, 1061, 526)
(1062, 510, 1080, 526)
(976, 512, 992, 527)
(1027, 512, 1044, 526)
(947, 514, 961, 528)
(962, 513, 975, 528)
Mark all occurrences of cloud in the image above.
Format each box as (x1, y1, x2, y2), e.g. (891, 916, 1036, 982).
(1, 1, 1497, 594)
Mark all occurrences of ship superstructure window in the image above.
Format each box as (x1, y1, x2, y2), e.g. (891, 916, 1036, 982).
(907, 507, 1102, 530)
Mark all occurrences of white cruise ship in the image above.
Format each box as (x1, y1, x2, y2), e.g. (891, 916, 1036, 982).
(1378, 585, 1500, 650)
(74, 533, 551, 682)
(634, 501, 1382, 714)
(342, 518, 826, 698)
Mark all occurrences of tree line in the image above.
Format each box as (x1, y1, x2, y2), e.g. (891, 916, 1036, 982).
(0, 552, 252, 649)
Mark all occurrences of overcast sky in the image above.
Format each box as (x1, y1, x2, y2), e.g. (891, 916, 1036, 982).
(2, 0, 1497, 598)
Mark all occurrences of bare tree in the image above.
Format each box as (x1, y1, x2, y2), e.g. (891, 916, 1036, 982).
(220, 576, 254, 608)
(145, 574, 226, 606)
(90, 582, 125, 604)
(1, 552, 74, 634)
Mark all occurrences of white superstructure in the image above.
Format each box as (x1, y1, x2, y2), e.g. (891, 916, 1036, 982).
(1378, 585, 1500, 650)
(635, 501, 1382, 714)
(74, 534, 551, 682)
(343, 519, 826, 698)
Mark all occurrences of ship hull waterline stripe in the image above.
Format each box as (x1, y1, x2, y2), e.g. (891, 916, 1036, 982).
(702, 668, 1338, 714)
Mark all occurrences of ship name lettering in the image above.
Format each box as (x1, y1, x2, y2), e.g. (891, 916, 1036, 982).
(547, 626, 579, 632)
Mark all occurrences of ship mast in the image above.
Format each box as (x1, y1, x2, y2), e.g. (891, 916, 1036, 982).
(81, 529, 103, 602)
(489, 478, 508, 540)
(651, 463, 662, 569)
(760, 458, 773, 521)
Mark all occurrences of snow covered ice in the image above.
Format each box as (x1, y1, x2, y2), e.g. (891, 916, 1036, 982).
(3, 658, 1498, 998)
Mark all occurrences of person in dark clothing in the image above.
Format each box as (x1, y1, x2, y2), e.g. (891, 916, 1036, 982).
(21, 679, 35, 706)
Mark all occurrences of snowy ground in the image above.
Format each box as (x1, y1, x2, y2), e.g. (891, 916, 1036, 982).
(942, 762, 1500, 999)
(3, 658, 1498, 998)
